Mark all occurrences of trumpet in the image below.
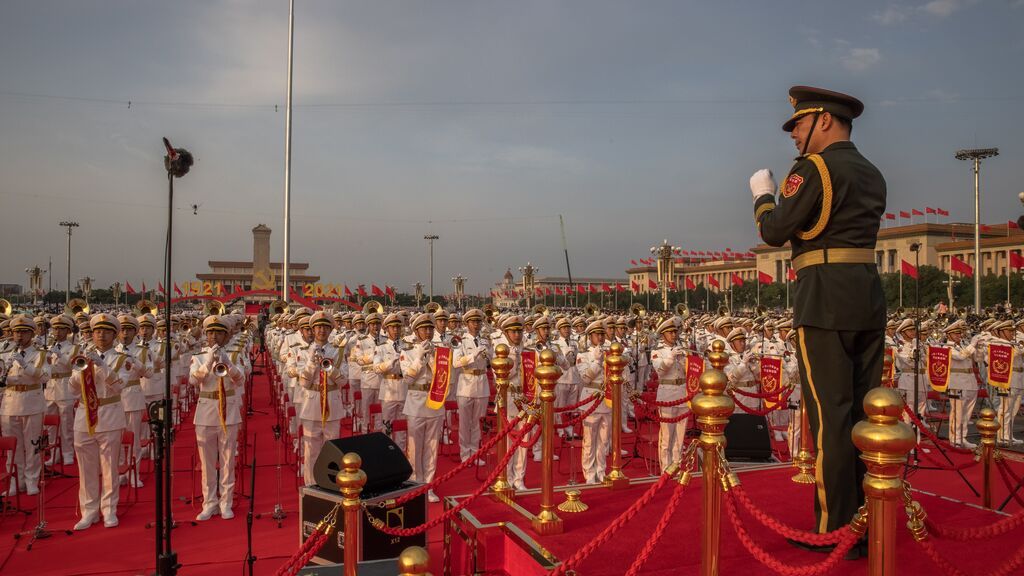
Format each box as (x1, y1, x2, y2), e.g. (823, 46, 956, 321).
(213, 361, 230, 377)
(71, 355, 92, 370)
(319, 357, 334, 372)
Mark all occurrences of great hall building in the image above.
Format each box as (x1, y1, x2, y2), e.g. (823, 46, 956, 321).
(624, 222, 1024, 293)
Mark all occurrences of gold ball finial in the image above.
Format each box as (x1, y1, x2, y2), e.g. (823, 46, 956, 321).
(491, 343, 512, 380)
(335, 451, 367, 494)
(976, 406, 1000, 442)
(708, 339, 728, 371)
(536, 348, 561, 391)
(539, 348, 555, 366)
(397, 546, 432, 576)
(851, 388, 915, 456)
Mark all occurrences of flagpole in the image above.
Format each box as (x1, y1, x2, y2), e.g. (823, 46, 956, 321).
(899, 268, 903, 308)
(1008, 248, 1011, 306)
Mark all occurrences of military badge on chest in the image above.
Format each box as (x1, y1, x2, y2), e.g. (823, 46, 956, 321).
(782, 173, 804, 198)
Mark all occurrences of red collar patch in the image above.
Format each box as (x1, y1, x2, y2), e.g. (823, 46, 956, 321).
(782, 173, 804, 198)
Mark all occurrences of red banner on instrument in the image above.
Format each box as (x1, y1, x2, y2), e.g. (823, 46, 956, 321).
(320, 370, 330, 424)
(521, 349, 537, 403)
(81, 360, 99, 435)
(988, 344, 1014, 390)
(685, 354, 705, 400)
(426, 346, 453, 410)
(760, 356, 783, 408)
(926, 346, 951, 393)
(218, 377, 228, 432)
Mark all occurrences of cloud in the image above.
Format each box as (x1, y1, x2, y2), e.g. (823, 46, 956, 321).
(873, 5, 912, 25)
(841, 48, 882, 72)
(922, 0, 962, 17)
(873, 0, 979, 25)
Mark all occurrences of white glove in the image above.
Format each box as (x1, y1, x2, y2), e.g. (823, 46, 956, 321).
(750, 169, 776, 203)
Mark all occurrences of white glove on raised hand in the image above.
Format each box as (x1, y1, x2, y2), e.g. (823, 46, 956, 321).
(750, 169, 776, 203)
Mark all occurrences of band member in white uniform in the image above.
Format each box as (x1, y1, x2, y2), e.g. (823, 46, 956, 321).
(577, 320, 612, 485)
(943, 321, 978, 448)
(1, 315, 49, 496)
(296, 312, 344, 485)
(400, 313, 445, 503)
(374, 314, 407, 426)
(44, 314, 79, 466)
(452, 308, 491, 464)
(650, 318, 688, 473)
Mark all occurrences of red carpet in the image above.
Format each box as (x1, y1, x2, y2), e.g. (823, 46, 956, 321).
(2, 360, 1023, 575)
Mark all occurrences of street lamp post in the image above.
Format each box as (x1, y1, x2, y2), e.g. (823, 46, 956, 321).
(519, 263, 537, 309)
(112, 282, 122, 307)
(452, 275, 466, 311)
(25, 266, 45, 305)
(955, 147, 999, 311)
(414, 282, 423, 308)
(424, 235, 439, 302)
(79, 277, 93, 303)
(59, 221, 79, 306)
(650, 240, 680, 311)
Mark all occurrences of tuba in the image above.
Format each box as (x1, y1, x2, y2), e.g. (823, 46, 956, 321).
(0, 298, 11, 316)
(583, 303, 599, 317)
(363, 300, 384, 316)
(630, 302, 646, 318)
(483, 303, 497, 323)
(674, 302, 690, 318)
(269, 299, 289, 315)
(532, 303, 549, 316)
(66, 298, 90, 316)
(717, 304, 730, 316)
(135, 299, 158, 316)
(204, 300, 226, 317)
(424, 301, 442, 314)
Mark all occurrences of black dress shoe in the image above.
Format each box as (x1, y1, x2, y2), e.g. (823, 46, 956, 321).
(785, 538, 834, 554)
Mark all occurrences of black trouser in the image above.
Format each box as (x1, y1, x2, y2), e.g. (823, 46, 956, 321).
(795, 325, 883, 533)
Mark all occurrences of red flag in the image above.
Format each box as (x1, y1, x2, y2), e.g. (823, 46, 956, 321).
(707, 275, 720, 289)
(386, 285, 396, 298)
(554, 286, 563, 295)
(685, 277, 696, 290)
(158, 282, 165, 295)
(344, 285, 352, 296)
(912, 209, 924, 216)
(533, 287, 541, 296)
(669, 281, 677, 290)
(631, 280, 640, 293)
(617, 283, 626, 292)
(126, 282, 136, 295)
(1009, 220, 1020, 230)
(758, 271, 773, 284)
(1011, 252, 1024, 270)
(545, 287, 553, 296)
(731, 272, 744, 286)
(630, 259, 637, 266)
(357, 285, 367, 297)
(648, 278, 657, 290)
(371, 284, 384, 296)
(951, 256, 973, 277)
(589, 284, 599, 294)
(601, 283, 612, 293)
(901, 259, 918, 279)
(899, 210, 911, 219)
(141, 281, 147, 293)
(937, 208, 949, 216)
(926, 207, 936, 214)
(577, 284, 587, 294)
(787, 268, 797, 281)
(173, 282, 182, 296)
(885, 213, 896, 220)
(981, 224, 992, 232)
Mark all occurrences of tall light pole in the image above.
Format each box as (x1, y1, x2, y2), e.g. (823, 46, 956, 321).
(956, 147, 999, 311)
(650, 239, 680, 311)
(519, 263, 538, 309)
(414, 282, 423, 308)
(112, 281, 122, 307)
(79, 277, 93, 303)
(424, 235, 439, 302)
(452, 275, 466, 311)
(25, 266, 45, 305)
(59, 221, 79, 306)
(281, 0, 295, 303)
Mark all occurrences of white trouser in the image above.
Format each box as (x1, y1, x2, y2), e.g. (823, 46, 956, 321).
(1, 414, 43, 491)
(996, 389, 1024, 443)
(787, 407, 803, 460)
(581, 411, 611, 484)
(360, 387, 380, 432)
(74, 428, 121, 521)
(658, 406, 688, 473)
(457, 396, 488, 462)
(195, 423, 239, 513)
(123, 410, 144, 467)
(301, 418, 340, 486)
(382, 401, 404, 424)
(47, 400, 76, 463)
(507, 420, 529, 488)
(948, 389, 978, 445)
(407, 416, 442, 484)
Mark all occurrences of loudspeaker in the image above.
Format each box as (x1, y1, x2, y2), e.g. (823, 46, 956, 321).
(313, 432, 413, 494)
(724, 414, 773, 461)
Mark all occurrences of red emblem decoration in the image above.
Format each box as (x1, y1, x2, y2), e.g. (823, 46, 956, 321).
(783, 173, 804, 198)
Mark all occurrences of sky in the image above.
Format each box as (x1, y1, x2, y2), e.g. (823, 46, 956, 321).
(2, 0, 1022, 296)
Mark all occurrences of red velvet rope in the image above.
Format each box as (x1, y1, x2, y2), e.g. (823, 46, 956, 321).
(549, 473, 673, 576)
(995, 458, 1024, 508)
(635, 402, 691, 424)
(903, 405, 975, 455)
(917, 535, 1024, 576)
(732, 396, 788, 417)
(555, 393, 601, 413)
(729, 485, 853, 546)
(387, 412, 527, 507)
(724, 489, 859, 576)
(517, 423, 543, 449)
(275, 524, 330, 576)
(556, 394, 604, 429)
(366, 420, 537, 537)
(623, 477, 690, 576)
(732, 386, 791, 400)
(633, 387, 698, 408)
(912, 443, 979, 471)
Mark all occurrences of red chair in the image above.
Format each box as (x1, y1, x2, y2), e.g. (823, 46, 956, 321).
(352, 391, 364, 433)
(42, 414, 65, 473)
(119, 431, 139, 503)
(285, 406, 298, 464)
(140, 410, 154, 472)
(0, 436, 21, 518)
(367, 403, 383, 433)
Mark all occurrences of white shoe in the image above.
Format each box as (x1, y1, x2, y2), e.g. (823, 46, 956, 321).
(221, 508, 235, 520)
(533, 454, 542, 462)
(195, 507, 219, 521)
(63, 458, 75, 466)
(621, 426, 633, 434)
(26, 486, 39, 496)
(104, 516, 119, 528)
(961, 440, 978, 449)
(119, 474, 128, 487)
(74, 516, 99, 531)
(514, 482, 528, 491)
(427, 490, 440, 503)
(475, 459, 486, 466)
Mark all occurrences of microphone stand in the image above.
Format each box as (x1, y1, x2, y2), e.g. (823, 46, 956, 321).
(256, 424, 289, 528)
(245, 436, 257, 576)
(13, 433, 64, 549)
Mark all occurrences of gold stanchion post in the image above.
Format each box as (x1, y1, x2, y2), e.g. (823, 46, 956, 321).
(532, 349, 564, 534)
(604, 342, 630, 490)
(693, 340, 733, 576)
(791, 400, 815, 484)
(851, 387, 915, 576)
(336, 452, 368, 576)
(397, 545, 432, 576)
(976, 406, 1000, 509)
(490, 344, 514, 501)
